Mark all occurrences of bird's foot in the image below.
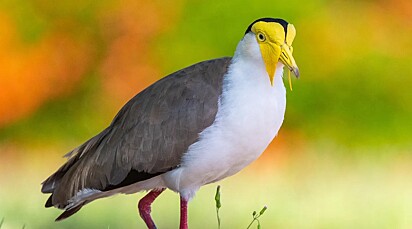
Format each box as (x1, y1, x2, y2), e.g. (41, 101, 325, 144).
(138, 188, 165, 229)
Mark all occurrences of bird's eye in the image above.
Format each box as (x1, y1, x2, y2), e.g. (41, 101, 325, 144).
(257, 33, 266, 42)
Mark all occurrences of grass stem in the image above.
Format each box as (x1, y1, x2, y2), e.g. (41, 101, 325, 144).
(215, 185, 222, 229)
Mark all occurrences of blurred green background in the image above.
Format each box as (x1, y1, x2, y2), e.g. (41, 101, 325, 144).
(1, 0, 411, 228)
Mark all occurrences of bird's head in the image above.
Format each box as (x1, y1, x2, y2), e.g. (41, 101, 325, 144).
(240, 18, 300, 85)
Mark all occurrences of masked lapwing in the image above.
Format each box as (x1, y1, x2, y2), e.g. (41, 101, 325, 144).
(41, 17, 300, 229)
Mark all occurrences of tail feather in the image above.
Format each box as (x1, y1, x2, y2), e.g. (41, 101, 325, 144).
(45, 195, 53, 208)
(41, 153, 80, 194)
(55, 203, 85, 221)
(42, 129, 108, 194)
(41, 129, 111, 219)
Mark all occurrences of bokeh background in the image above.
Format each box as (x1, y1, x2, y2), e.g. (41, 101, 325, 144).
(1, 0, 411, 228)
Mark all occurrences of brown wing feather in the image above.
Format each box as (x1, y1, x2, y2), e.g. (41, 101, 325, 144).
(42, 57, 232, 209)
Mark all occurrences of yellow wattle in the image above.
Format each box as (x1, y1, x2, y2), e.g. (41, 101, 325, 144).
(260, 44, 280, 86)
(288, 70, 293, 91)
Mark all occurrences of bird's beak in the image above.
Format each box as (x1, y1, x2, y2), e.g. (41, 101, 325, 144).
(263, 43, 300, 86)
(279, 44, 300, 78)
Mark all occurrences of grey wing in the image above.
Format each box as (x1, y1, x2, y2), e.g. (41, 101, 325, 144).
(41, 57, 232, 208)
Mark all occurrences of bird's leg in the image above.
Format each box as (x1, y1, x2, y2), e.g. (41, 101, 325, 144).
(179, 195, 189, 229)
(138, 188, 165, 229)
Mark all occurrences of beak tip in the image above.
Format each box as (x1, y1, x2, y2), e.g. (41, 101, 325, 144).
(293, 67, 300, 78)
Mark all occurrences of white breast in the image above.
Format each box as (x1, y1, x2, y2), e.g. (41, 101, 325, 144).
(162, 57, 287, 200)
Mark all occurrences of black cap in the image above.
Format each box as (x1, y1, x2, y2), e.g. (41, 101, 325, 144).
(244, 18, 289, 35)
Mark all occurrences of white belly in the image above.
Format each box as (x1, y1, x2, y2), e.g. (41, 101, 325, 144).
(162, 62, 286, 200)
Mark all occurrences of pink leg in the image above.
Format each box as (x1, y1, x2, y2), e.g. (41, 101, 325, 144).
(138, 188, 165, 229)
(180, 195, 189, 229)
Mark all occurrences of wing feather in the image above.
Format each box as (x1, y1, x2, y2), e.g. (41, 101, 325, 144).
(42, 57, 232, 209)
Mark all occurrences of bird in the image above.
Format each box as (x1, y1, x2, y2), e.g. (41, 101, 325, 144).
(41, 17, 299, 229)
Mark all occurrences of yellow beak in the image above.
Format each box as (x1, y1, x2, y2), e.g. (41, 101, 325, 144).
(261, 43, 300, 86)
(279, 44, 300, 78)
